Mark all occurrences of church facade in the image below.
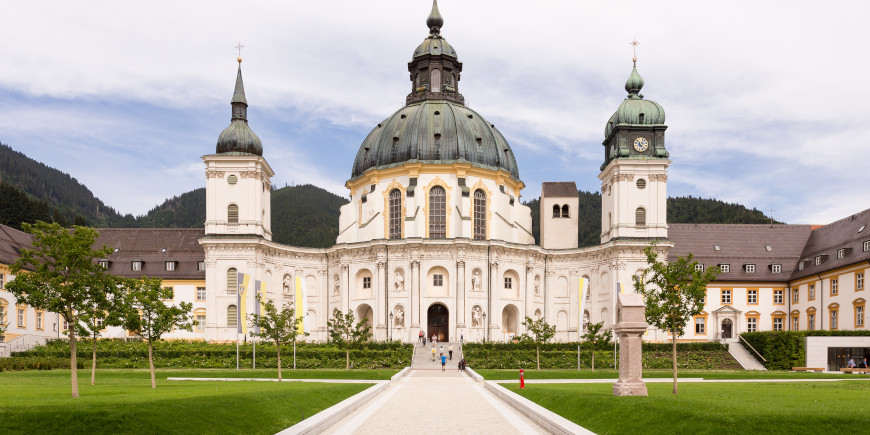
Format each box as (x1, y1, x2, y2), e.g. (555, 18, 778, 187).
(199, 2, 670, 344)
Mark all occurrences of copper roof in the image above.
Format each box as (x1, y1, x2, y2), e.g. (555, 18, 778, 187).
(541, 182, 578, 198)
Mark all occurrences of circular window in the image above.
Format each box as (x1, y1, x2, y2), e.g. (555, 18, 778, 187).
(227, 175, 238, 185)
(636, 179, 647, 189)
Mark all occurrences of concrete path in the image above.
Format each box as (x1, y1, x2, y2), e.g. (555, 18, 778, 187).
(323, 344, 547, 435)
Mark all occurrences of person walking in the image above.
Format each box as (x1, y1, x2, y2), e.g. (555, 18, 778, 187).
(431, 346, 437, 361)
(448, 344, 454, 360)
(431, 335, 437, 347)
(419, 330, 424, 344)
(439, 345, 444, 360)
(441, 354, 447, 372)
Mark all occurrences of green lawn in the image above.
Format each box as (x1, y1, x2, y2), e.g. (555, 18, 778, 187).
(0, 369, 379, 434)
(513, 381, 870, 434)
(475, 368, 870, 380)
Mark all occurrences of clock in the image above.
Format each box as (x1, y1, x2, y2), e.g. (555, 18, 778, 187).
(633, 137, 649, 152)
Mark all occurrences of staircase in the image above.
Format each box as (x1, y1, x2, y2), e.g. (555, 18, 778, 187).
(727, 339, 766, 371)
(412, 342, 461, 370)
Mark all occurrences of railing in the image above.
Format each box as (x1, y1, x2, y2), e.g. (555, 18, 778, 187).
(738, 333, 766, 363)
(0, 334, 51, 357)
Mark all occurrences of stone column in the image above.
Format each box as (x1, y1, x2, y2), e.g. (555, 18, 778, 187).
(411, 259, 420, 328)
(376, 260, 386, 339)
(525, 264, 533, 323)
(456, 260, 466, 328)
(340, 264, 349, 313)
(613, 292, 649, 396)
(489, 259, 500, 341)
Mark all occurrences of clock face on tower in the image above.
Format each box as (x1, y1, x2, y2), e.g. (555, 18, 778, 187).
(633, 137, 649, 152)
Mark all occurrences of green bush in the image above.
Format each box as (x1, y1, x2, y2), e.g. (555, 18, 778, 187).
(0, 357, 83, 372)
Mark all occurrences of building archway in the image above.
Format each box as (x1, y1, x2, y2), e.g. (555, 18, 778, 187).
(721, 318, 733, 339)
(502, 304, 519, 340)
(357, 304, 373, 337)
(427, 303, 449, 342)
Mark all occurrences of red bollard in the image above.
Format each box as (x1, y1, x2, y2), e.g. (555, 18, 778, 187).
(519, 369, 525, 389)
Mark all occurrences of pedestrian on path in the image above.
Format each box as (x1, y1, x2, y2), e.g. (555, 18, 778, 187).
(448, 344, 454, 360)
(419, 330, 424, 343)
(460, 332, 463, 343)
(439, 345, 444, 359)
(431, 335, 437, 347)
(431, 346, 437, 361)
(441, 355, 447, 371)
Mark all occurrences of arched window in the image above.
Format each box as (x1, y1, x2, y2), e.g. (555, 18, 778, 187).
(429, 186, 446, 239)
(473, 189, 486, 240)
(388, 189, 402, 239)
(227, 305, 238, 329)
(430, 69, 441, 92)
(227, 268, 238, 294)
(552, 204, 561, 218)
(635, 207, 646, 226)
(561, 204, 570, 218)
(227, 204, 239, 224)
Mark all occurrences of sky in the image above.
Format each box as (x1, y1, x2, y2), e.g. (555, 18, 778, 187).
(1, 0, 868, 225)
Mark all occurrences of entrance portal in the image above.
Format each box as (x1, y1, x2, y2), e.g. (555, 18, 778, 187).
(427, 304, 449, 342)
(721, 318, 733, 339)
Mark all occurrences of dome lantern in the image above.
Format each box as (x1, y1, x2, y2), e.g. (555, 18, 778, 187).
(407, 0, 464, 105)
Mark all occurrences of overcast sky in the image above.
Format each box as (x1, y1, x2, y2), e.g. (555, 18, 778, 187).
(1, 1, 868, 225)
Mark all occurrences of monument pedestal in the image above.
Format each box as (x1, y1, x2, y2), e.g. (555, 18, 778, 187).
(612, 293, 649, 397)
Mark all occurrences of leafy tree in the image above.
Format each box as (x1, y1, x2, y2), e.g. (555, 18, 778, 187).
(327, 310, 371, 370)
(122, 277, 192, 388)
(6, 221, 114, 398)
(581, 321, 612, 371)
(521, 316, 556, 370)
(249, 296, 307, 380)
(76, 274, 127, 386)
(633, 244, 719, 394)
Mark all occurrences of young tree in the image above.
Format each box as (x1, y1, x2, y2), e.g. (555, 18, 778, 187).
(77, 274, 127, 386)
(249, 296, 307, 380)
(6, 222, 114, 398)
(581, 321, 612, 371)
(521, 316, 556, 370)
(123, 277, 192, 389)
(327, 310, 371, 370)
(633, 244, 719, 394)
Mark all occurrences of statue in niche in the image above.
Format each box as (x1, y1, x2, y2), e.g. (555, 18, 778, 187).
(283, 275, 291, 294)
(533, 275, 541, 295)
(394, 271, 404, 292)
(471, 270, 481, 292)
(471, 305, 482, 327)
(333, 274, 340, 295)
(394, 306, 405, 327)
(583, 311, 590, 333)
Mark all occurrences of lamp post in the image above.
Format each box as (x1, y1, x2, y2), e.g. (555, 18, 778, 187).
(389, 311, 394, 341)
(482, 312, 487, 342)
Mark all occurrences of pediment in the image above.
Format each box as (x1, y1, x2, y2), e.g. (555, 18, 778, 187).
(712, 305, 742, 315)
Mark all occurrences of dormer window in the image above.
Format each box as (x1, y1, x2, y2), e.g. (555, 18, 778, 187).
(198, 261, 206, 271)
(695, 264, 704, 272)
(132, 260, 143, 271)
(815, 256, 822, 265)
(864, 240, 870, 252)
(98, 260, 110, 269)
(837, 248, 845, 259)
(771, 264, 782, 273)
(719, 264, 730, 273)
(165, 261, 176, 272)
(799, 261, 805, 271)
(745, 264, 756, 273)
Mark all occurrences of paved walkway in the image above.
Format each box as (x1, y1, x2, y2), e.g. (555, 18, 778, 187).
(323, 344, 547, 435)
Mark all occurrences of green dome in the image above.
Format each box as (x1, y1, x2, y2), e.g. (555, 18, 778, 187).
(216, 65, 263, 156)
(413, 36, 457, 58)
(604, 66, 666, 139)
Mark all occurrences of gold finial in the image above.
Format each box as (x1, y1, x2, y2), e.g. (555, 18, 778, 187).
(235, 42, 245, 63)
(630, 39, 640, 67)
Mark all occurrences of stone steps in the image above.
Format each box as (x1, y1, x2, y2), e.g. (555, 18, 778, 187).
(412, 342, 461, 369)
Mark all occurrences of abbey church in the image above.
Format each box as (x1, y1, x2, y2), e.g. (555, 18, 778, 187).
(3, 2, 870, 359)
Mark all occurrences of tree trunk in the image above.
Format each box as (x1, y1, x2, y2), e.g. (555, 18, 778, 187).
(70, 320, 79, 398)
(276, 340, 282, 381)
(91, 331, 97, 385)
(536, 346, 541, 370)
(346, 349, 350, 370)
(591, 349, 595, 372)
(671, 331, 678, 395)
(148, 340, 156, 389)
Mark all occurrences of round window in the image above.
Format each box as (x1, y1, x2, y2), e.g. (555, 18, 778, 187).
(636, 179, 646, 189)
(227, 175, 238, 185)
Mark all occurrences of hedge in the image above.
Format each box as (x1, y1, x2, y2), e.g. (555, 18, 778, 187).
(0, 357, 82, 372)
(740, 330, 870, 370)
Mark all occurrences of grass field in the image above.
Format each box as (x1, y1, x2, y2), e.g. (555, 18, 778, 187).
(0, 369, 389, 434)
(511, 381, 870, 434)
(474, 368, 870, 380)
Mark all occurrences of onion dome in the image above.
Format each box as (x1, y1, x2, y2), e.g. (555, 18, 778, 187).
(604, 65, 666, 139)
(216, 61, 263, 156)
(351, 100, 519, 181)
(414, 0, 457, 58)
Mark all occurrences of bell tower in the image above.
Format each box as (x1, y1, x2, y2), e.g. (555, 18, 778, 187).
(599, 50, 669, 244)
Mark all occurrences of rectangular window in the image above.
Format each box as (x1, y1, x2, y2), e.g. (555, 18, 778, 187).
(504, 277, 512, 289)
(799, 261, 805, 271)
(773, 317, 783, 331)
(774, 289, 784, 304)
(808, 313, 815, 330)
(96, 317, 105, 330)
(857, 306, 865, 327)
(36, 311, 44, 330)
(363, 277, 372, 289)
(747, 289, 758, 304)
(859, 272, 865, 290)
(837, 248, 845, 259)
(792, 315, 799, 331)
(433, 274, 443, 287)
(831, 279, 838, 296)
(195, 314, 206, 332)
(831, 309, 839, 330)
(792, 288, 799, 303)
(694, 316, 706, 334)
(721, 289, 732, 304)
(719, 264, 730, 273)
(0, 273, 4, 289)
(771, 264, 781, 273)
(695, 264, 704, 272)
(198, 261, 206, 271)
(166, 261, 175, 271)
(98, 261, 109, 269)
(809, 284, 816, 300)
(745, 264, 756, 273)
(132, 261, 142, 271)
(864, 241, 870, 252)
(17, 308, 25, 328)
(747, 317, 758, 333)
(196, 287, 206, 301)
(815, 256, 822, 265)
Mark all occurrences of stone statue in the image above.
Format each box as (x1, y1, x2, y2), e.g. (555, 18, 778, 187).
(283, 275, 291, 294)
(583, 311, 590, 332)
(394, 306, 405, 327)
(533, 275, 541, 295)
(394, 271, 404, 292)
(472, 270, 481, 292)
(471, 305, 482, 327)
(333, 274, 340, 295)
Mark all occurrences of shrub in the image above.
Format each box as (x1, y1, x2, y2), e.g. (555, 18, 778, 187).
(0, 357, 83, 372)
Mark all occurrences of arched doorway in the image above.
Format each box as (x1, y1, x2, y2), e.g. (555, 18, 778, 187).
(427, 303, 449, 342)
(721, 318, 733, 339)
(502, 304, 519, 341)
(357, 304, 373, 338)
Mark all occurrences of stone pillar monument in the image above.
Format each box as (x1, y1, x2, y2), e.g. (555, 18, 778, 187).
(613, 292, 649, 396)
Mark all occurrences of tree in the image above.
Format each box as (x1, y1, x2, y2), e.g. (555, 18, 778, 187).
(122, 277, 192, 388)
(581, 321, 612, 371)
(6, 222, 114, 398)
(76, 274, 127, 386)
(327, 310, 371, 370)
(633, 244, 719, 394)
(249, 296, 307, 380)
(521, 316, 556, 370)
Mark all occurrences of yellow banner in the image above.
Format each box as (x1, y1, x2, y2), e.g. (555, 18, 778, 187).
(294, 276, 305, 335)
(239, 273, 250, 335)
(579, 278, 587, 335)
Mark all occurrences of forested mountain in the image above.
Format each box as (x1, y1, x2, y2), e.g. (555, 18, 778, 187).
(1, 142, 778, 249)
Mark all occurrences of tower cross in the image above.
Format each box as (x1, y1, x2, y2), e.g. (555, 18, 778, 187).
(630, 39, 640, 66)
(235, 42, 245, 62)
